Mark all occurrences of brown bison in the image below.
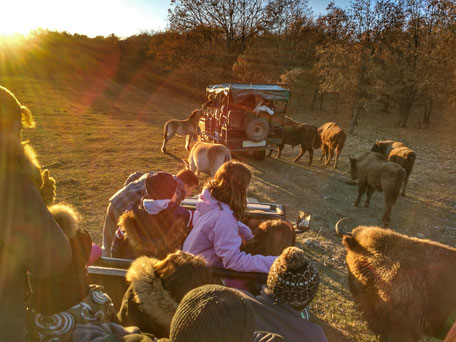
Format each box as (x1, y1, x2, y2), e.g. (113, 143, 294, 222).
(242, 219, 295, 256)
(314, 122, 347, 168)
(335, 223, 456, 342)
(268, 116, 317, 164)
(371, 140, 416, 196)
(349, 152, 405, 226)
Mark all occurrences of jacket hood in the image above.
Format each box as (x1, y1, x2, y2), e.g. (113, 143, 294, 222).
(126, 256, 179, 329)
(119, 209, 187, 260)
(196, 188, 229, 215)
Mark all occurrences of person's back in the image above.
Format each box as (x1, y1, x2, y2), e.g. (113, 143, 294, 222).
(237, 247, 328, 342)
(183, 162, 276, 273)
(0, 85, 71, 341)
(237, 288, 328, 342)
(111, 172, 189, 259)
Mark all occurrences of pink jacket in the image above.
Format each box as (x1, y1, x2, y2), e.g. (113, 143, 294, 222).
(183, 188, 276, 273)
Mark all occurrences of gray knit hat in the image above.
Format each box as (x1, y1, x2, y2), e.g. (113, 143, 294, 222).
(267, 247, 320, 309)
(169, 284, 254, 342)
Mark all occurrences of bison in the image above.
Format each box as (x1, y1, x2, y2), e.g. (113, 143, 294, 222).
(268, 116, 318, 164)
(335, 222, 456, 342)
(314, 122, 347, 168)
(349, 152, 405, 227)
(371, 140, 416, 196)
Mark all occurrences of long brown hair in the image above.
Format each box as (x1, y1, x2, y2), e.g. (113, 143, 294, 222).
(205, 161, 251, 220)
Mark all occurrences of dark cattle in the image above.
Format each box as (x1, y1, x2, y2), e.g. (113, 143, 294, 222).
(269, 116, 317, 164)
(335, 223, 456, 342)
(314, 122, 347, 168)
(349, 152, 405, 226)
(371, 140, 416, 196)
(242, 219, 295, 256)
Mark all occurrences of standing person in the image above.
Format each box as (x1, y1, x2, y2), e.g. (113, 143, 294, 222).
(183, 161, 276, 273)
(237, 247, 328, 342)
(102, 169, 198, 256)
(0, 85, 71, 341)
(111, 172, 191, 259)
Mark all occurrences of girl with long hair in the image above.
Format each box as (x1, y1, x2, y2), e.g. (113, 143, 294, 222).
(183, 161, 276, 273)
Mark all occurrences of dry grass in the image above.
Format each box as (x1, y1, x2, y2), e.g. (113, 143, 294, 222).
(2, 76, 454, 342)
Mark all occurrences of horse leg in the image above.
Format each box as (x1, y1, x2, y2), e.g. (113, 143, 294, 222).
(161, 125, 173, 153)
(185, 135, 191, 151)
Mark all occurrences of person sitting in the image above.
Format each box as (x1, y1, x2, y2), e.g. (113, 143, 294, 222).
(111, 172, 191, 259)
(102, 169, 198, 256)
(183, 161, 276, 273)
(27, 204, 115, 342)
(157, 284, 285, 342)
(0, 85, 72, 342)
(117, 250, 212, 338)
(236, 247, 328, 342)
(255, 98, 274, 116)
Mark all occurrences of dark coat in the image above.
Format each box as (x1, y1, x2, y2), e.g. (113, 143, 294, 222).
(237, 287, 328, 342)
(117, 256, 179, 338)
(111, 203, 187, 260)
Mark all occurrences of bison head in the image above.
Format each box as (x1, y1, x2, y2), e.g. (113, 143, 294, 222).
(349, 156, 358, 180)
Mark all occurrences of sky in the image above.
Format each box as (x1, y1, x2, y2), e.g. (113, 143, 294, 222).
(0, 0, 351, 38)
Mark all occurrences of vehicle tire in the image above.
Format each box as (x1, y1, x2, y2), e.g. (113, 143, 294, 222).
(245, 117, 269, 142)
(252, 150, 266, 160)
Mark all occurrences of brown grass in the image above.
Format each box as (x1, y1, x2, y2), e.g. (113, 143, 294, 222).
(3, 76, 454, 342)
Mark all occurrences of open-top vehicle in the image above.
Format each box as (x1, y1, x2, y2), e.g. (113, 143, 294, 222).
(88, 196, 311, 309)
(198, 83, 290, 160)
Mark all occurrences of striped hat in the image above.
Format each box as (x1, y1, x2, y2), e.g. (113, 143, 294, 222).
(267, 247, 320, 309)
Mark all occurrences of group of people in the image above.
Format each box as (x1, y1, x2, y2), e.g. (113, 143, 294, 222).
(1, 84, 328, 341)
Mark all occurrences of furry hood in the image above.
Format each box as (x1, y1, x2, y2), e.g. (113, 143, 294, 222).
(119, 209, 187, 260)
(126, 256, 178, 328)
(48, 204, 81, 239)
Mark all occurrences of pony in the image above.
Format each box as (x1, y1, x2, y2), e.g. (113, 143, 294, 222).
(161, 109, 205, 153)
(186, 141, 231, 177)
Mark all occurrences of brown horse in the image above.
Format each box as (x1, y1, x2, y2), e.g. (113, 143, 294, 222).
(161, 109, 205, 153)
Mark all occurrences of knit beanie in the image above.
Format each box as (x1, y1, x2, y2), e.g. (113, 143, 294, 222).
(145, 172, 177, 200)
(169, 284, 254, 342)
(267, 247, 320, 309)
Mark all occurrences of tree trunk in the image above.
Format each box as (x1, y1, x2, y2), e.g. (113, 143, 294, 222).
(382, 101, 389, 113)
(334, 94, 340, 114)
(311, 88, 318, 111)
(422, 99, 432, 128)
(319, 93, 324, 111)
(349, 104, 361, 134)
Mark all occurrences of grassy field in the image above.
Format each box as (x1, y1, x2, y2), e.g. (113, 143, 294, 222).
(3, 76, 455, 342)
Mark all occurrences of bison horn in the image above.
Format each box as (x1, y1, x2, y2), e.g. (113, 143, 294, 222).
(335, 217, 351, 236)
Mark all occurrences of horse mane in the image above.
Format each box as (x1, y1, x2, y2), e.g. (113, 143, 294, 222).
(187, 109, 200, 119)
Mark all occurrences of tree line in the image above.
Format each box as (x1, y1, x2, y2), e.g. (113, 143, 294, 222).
(1, 0, 455, 127)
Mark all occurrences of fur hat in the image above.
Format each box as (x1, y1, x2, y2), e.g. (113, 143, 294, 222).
(168, 284, 254, 342)
(267, 247, 320, 309)
(145, 172, 177, 200)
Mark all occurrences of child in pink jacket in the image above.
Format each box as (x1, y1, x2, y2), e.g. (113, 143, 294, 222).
(183, 161, 276, 273)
